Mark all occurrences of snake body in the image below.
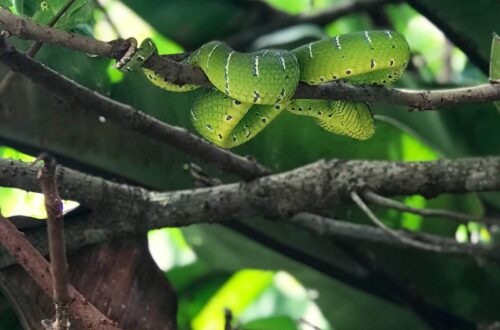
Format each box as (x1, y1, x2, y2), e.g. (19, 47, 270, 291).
(120, 31, 410, 148)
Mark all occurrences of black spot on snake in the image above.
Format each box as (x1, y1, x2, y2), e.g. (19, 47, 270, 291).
(253, 91, 260, 103)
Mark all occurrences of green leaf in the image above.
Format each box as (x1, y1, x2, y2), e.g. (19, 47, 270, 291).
(183, 224, 429, 330)
(191, 269, 274, 330)
(12, 0, 22, 15)
(31, 0, 93, 30)
(242, 316, 298, 330)
(408, 0, 500, 73)
(490, 33, 500, 111)
(0, 0, 12, 9)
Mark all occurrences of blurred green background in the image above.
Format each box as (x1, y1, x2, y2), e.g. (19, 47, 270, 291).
(0, 0, 499, 329)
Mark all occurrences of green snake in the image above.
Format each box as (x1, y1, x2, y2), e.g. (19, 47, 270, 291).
(117, 31, 410, 148)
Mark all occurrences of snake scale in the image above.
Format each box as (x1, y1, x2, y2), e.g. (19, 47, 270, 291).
(118, 30, 410, 148)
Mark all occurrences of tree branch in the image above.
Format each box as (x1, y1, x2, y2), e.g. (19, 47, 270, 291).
(362, 190, 480, 223)
(0, 36, 270, 180)
(288, 213, 490, 256)
(293, 80, 500, 109)
(1, 157, 499, 235)
(1, 8, 499, 109)
(0, 0, 78, 94)
(351, 190, 444, 252)
(0, 214, 120, 329)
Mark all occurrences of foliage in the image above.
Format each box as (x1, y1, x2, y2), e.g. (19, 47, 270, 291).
(0, 0, 499, 329)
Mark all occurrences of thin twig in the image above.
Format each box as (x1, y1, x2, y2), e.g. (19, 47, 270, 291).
(362, 190, 479, 223)
(0, 0, 78, 94)
(1, 8, 499, 109)
(187, 163, 222, 187)
(36, 155, 70, 330)
(0, 214, 120, 329)
(350, 191, 444, 252)
(298, 318, 323, 330)
(224, 308, 233, 330)
(289, 213, 491, 256)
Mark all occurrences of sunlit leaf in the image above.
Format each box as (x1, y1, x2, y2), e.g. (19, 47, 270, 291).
(0, 147, 79, 218)
(12, 0, 22, 14)
(148, 228, 197, 271)
(191, 269, 274, 330)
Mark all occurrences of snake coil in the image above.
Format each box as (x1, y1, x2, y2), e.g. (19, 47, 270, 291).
(119, 31, 410, 148)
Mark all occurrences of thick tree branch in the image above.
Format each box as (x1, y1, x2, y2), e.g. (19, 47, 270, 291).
(1, 157, 499, 232)
(0, 157, 496, 276)
(0, 37, 270, 180)
(1, 8, 499, 109)
(0, 215, 120, 329)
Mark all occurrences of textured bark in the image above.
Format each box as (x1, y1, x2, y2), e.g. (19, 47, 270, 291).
(0, 237, 177, 330)
(1, 157, 499, 230)
(0, 215, 120, 329)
